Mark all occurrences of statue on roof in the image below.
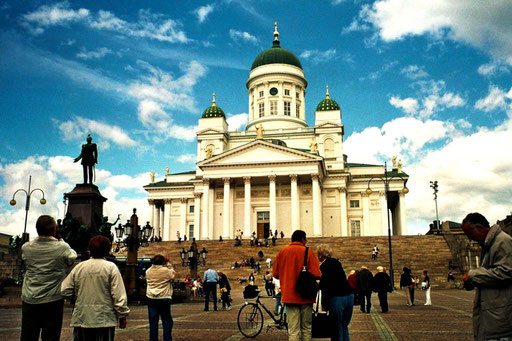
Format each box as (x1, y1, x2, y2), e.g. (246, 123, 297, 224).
(74, 134, 98, 184)
(392, 156, 397, 169)
(165, 167, 169, 176)
(205, 144, 215, 158)
(398, 159, 403, 173)
(309, 139, 318, 153)
(256, 124, 264, 138)
(150, 171, 155, 183)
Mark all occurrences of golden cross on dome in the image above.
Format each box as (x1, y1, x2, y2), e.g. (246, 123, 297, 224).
(274, 22, 279, 41)
(212, 92, 216, 106)
(326, 85, 330, 99)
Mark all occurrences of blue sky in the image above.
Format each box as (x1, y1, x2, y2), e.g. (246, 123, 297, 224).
(1, 0, 512, 237)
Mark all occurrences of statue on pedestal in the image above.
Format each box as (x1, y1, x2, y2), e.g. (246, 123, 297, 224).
(309, 139, 318, 153)
(256, 124, 264, 138)
(74, 134, 98, 184)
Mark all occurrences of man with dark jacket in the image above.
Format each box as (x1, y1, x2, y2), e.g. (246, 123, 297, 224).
(372, 266, 392, 313)
(462, 213, 512, 341)
(356, 266, 373, 313)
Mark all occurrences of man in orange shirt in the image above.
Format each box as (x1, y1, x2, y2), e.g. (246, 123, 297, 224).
(273, 230, 321, 341)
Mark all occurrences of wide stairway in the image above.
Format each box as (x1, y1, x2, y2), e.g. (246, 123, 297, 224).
(128, 235, 453, 288)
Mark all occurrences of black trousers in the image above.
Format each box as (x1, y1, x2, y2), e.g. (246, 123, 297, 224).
(21, 299, 64, 341)
(204, 282, 217, 311)
(359, 290, 372, 312)
(377, 291, 388, 312)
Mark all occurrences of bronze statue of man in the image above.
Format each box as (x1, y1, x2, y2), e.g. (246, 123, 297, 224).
(74, 134, 98, 184)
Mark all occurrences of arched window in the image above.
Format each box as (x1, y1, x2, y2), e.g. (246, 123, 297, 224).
(324, 138, 335, 158)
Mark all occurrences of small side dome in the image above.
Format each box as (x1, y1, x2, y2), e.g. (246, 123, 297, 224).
(316, 85, 340, 111)
(202, 93, 225, 118)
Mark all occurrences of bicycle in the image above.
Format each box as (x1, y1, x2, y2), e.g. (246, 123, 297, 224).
(237, 292, 287, 338)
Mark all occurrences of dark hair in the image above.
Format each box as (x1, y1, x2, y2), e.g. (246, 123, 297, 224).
(463, 213, 490, 228)
(88, 236, 111, 258)
(36, 215, 56, 236)
(153, 254, 166, 265)
(291, 230, 306, 242)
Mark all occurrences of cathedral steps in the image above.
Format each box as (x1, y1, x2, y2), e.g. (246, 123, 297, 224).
(128, 235, 454, 288)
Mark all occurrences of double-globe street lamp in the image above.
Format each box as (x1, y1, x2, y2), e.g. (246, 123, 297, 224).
(430, 180, 440, 234)
(179, 239, 208, 279)
(365, 162, 409, 289)
(114, 220, 153, 252)
(9, 176, 47, 242)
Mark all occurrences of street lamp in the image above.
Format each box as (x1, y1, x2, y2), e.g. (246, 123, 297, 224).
(365, 161, 409, 289)
(179, 239, 207, 278)
(114, 220, 153, 251)
(430, 181, 440, 234)
(9, 176, 46, 241)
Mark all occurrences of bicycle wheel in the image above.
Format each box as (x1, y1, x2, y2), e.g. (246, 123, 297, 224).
(237, 303, 264, 338)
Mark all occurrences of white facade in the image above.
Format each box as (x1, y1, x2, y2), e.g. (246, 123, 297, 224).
(144, 30, 409, 241)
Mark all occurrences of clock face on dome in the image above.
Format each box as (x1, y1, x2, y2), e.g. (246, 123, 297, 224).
(269, 87, 278, 96)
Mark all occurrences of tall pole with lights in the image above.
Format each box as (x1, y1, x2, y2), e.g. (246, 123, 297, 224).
(430, 181, 440, 233)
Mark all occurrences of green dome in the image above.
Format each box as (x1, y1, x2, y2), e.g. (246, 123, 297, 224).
(251, 40, 302, 70)
(316, 98, 340, 111)
(202, 93, 225, 118)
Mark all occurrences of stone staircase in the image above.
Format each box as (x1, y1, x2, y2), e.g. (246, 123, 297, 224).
(126, 235, 454, 288)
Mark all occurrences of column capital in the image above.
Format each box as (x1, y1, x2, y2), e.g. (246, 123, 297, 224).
(243, 176, 251, 184)
(290, 174, 298, 182)
(180, 198, 188, 204)
(268, 174, 277, 182)
(379, 191, 387, 197)
(361, 192, 369, 197)
(263, 81, 269, 86)
(148, 199, 156, 205)
(222, 177, 231, 184)
(278, 80, 283, 85)
(311, 174, 320, 181)
(202, 177, 210, 185)
(194, 192, 202, 199)
(337, 187, 346, 193)
(164, 198, 172, 204)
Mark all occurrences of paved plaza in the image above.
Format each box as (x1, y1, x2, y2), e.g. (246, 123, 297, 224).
(0, 286, 473, 341)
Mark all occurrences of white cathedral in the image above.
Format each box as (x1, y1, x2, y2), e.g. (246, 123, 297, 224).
(144, 25, 409, 241)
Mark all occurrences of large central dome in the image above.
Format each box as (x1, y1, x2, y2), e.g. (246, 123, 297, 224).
(251, 40, 302, 70)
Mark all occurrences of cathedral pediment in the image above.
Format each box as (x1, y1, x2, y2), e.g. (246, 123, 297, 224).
(198, 139, 322, 168)
(314, 121, 343, 128)
(196, 127, 225, 135)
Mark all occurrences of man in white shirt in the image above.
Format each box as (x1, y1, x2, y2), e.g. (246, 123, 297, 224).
(203, 268, 219, 311)
(146, 254, 176, 341)
(21, 215, 77, 341)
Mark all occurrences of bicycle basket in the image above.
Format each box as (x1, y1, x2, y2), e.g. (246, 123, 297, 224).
(243, 284, 259, 299)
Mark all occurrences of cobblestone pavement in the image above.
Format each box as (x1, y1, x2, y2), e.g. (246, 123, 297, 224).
(0, 288, 473, 340)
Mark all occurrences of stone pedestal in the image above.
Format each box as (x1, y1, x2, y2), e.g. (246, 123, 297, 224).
(64, 184, 107, 233)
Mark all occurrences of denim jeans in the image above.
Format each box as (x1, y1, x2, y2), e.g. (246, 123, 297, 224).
(204, 282, 218, 311)
(147, 298, 173, 341)
(329, 294, 354, 341)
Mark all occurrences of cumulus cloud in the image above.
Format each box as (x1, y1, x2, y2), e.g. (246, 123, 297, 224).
(389, 97, 418, 115)
(474, 85, 512, 112)
(0, 155, 149, 238)
(23, 2, 89, 29)
(400, 65, 428, 80)
(176, 154, 196, 163)
(227, 113, 248, 131)
(350, 0, 512, 65)
(195, 4, 214, 23)
(300, 49, 337, 64)
(229, 29, 258, 45)
(477, 61, 510, 77)
(76, 47, 111, 60)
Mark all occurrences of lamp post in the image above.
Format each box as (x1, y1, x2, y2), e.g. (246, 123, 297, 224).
(429, 181, 440, 234)
(180, 238, 207, 278)
(365, 162, 409, 289)
(9, 176, 46, 242)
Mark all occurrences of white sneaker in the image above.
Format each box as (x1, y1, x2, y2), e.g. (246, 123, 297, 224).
(227, 306, 232, 310)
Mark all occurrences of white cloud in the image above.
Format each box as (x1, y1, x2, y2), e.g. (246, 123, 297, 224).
(353, 0, 512, 65)
(477, 61, 510, 77)
(229, 29, 258, 45)
(475, 85, 512, 112)
(76, 47, 111, 60)
(0, 155, 149, 238)
(331, 0, 347, 5)
(23, 2, 89, 29)
(389, 97, 418, 115)
(300, 49, 337, 64)
(55, 116, 136, 147)
(227, 113, 248, 131)
(195, 4, 214, 23)
(400, 65, 428, 80)
(176, 154, 196, 163)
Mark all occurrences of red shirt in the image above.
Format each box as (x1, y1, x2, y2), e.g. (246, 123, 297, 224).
(272, 242, 321, 304)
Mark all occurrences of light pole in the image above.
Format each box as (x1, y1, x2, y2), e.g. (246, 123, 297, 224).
(179, 238, 208, 278)
(9, 176, 46, 242)
(365, 162, 409, 289)
(429, 181, 440, 233)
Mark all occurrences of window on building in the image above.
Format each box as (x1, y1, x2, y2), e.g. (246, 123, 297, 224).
(270, 101, 277, 115)
(324, 138, 335, 158)
(259, 103, 265, 117)
(189, 225, 194, 239)
(296, 91, 300, 99)
(189, 205, 194, 213)
(284, 89, 290, 96)
(350, 220, 361, 236)
(284, 101, 291, 116)
(296, 104, 300, 117)
(259, 91, 264, 97)
(349, 200, 360, 208)
(257, 211, 270, 220)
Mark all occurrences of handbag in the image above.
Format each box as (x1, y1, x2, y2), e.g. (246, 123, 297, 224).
(311, 291, 337, 339)
(295, 247, 319, 300)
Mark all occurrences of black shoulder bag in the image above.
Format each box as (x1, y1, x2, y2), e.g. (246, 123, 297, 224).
(295, 247, 319, 300)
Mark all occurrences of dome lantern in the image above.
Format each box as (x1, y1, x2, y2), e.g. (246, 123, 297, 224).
(202, 92, 226, 118)
(316, 85, 340, 112)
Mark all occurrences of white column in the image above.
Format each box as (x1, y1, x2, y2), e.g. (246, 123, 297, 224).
(248, 89, 253, 120)
(244, 176, 252, 238)
(264, 81, 269, 116)
(338, 188, 348, 237)
(269, 175, 277, 232)
(194, 193, 201, 240)
(292, 83, 297, 117)
(154, 202, 161, 238)
(312, 174, 323, 236)
(278, 81, 283, 115)
(223, 177, 231, 238)
(201, 179, 210, 239)
(180, 198, 187, 238)
(253, 89, 258, 119)
(163, 199, 171, 241)
(380, 191, 389, 236)
(290, 174, 299, 231)
(399, 192, 407, 235)
(159, 206, 164, 238)
(362, 192, 370, 236)
(208, 186, 214, 240)
(300, 88, 306, 120)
